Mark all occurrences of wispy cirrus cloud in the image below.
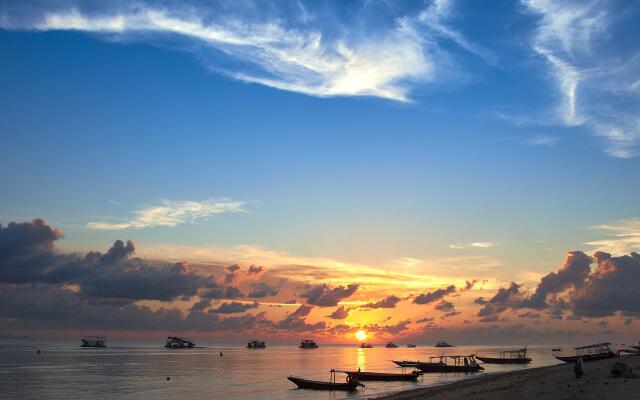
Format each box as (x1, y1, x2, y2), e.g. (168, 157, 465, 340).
(522, 0, 640, 157)
(525, 135, 560, 146)
(0, 0, 491, 102)
(586, 217, 640, 254)
(448, 242, 496, 250)
(87, 199, 245, 230)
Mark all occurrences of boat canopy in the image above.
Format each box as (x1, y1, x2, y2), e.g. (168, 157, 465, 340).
(574, 342, 612, 356)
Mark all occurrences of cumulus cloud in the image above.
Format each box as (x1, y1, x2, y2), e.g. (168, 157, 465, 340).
(300, 283, 358, 306)
(413, 285, 456, 304)
(210, 301, 258, 314)
(522, 0, 640, 157)
(361, 295, 402, 309)
(247, 282, 279, 298)
(86, 199, 245, 230)
(327, 306, 349, 320)
(0, 0, 494, 102)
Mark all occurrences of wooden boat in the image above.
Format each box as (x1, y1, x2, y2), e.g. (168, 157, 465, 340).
(417, 355, 484, 373)
(338, 369, 420, 381)
(630, 344, 640, 351)
(287, 370, 362, 391)
(81, 336, 106, 348)
(476, 348, 531, 364)
(393, 360, 420, 367)
(555, 342, 616, 363)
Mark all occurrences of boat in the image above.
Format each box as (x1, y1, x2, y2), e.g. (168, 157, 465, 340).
(359, 343, 373, 348)
(393, 360, 420, 367)
(407, 344, 417, 348)
(164, 336, 196, 349)
(435, 341, 455, 347)
(555, 342, 616, 363)
(287, 370, 363, 391)
(299, 339, 319, 349)
(80, 336, 106, 348)
(476, 348, 531, 364)
(630, 343, 640, 351)
(385, 342, 399, 348)
(417, 355, 484, 373)
(247, 340, 266, 349)
(552, 348, 562, 352)
(337, 369, 420, 381)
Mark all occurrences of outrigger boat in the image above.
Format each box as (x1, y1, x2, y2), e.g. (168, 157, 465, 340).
(337, 369, 420, 381)
(417, 355, 484, 373)
(287, 369, 363, 391)
(555, 342, 616, 363)
(476, 348, 532, 364)
(392, 360, 420, 367)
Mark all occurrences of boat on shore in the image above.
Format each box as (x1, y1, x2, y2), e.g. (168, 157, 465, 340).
(164, 336, 197, 349)
(417, 355, 483, 373)
(385, 342, 399, 348)
(476, 348, 532, 364)
(555, 342, 616, 363)
(247, 340, 266, 349)
(435, 340, 455, 347)
(338, 369, 420, 381)
(359, 343, 373, 348)
(393, 360, 420, 367)
(287, 370, 363, 391)
(299, 339, 319, 349)
(80, 336, 106, 348)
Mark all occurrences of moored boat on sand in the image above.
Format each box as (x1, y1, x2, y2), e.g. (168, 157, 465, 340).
(555, 342, 616, 363)
(476, 348, 531, 364)
(417, 355, 483, 373)
(339, 369, 420, 381)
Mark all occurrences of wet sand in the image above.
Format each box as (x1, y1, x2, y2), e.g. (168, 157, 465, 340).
(378, 354, 640, 400)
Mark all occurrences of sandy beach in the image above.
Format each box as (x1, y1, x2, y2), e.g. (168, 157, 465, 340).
(378, 355, 640, 400)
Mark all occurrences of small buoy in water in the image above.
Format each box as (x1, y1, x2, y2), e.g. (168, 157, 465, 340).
(220, 352, 223, 357)
(36, 350, 41, 355)
(166, 377, 170, 381)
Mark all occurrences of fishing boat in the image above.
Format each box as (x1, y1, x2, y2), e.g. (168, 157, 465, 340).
(359, 343, 373, 348)
(299, 339, 319, 349)
(164, 336, 196, 348)
(392, 360, 420, 367)
(385, 342, 399, 348)
(247, 340, 266, 349)
(417, 355, 484, 373)
(552, 348, 562, 352)
(555, 342, 616, 363)
(476, 348, 532, 364)
(435, 340, 455, 347)
(407, 344, 417, 348)
(80, 336, 106, 348)
(338, 369, 420, 381)
(287, 370, 363, 391)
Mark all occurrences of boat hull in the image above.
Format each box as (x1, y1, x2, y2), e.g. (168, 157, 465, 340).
(287, 377, 359, 391)
(555, 352, 616, 363)
(476, 356, 531, 364)
(416, 363, 484, 373)
(345, 371, 419, 381)
(393, 360, 419, 367)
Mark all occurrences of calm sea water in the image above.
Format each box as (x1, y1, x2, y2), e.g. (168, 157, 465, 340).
(0, 344, 562, 400)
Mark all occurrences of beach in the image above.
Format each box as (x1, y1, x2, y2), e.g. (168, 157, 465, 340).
(378, 355, 640, 400)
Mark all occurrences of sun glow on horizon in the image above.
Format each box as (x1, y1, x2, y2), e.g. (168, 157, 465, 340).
(355, 330, 367, 341)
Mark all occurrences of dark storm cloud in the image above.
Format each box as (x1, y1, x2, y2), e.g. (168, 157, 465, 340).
(327, 306, 349, 319)
(300, 283, 358, 306)
(248, 282, 279, 298)
(210, 301, 258, 314)
(413, 285, 456, 305)
(361, 295, 401, 309)
(475, 282, 522, 318)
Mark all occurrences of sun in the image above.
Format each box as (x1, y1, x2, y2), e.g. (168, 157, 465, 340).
(355, 330, 367, 341)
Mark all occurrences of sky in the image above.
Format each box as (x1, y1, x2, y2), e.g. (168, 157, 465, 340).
(1, 0, 639, 345)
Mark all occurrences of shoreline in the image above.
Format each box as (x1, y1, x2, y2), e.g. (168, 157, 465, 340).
(376, 355, 640, 400)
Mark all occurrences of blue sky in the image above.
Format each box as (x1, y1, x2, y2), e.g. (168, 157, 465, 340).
(1, 0, 639, 277)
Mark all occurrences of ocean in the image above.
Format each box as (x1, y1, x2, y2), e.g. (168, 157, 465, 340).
(0, 344, 562, 400)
